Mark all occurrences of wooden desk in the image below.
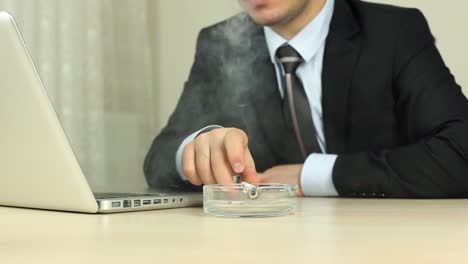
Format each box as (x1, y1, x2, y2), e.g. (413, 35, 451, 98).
(1, 198, 467, 264)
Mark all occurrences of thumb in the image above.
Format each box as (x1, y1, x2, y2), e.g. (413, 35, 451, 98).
(224, 129, 249, 174)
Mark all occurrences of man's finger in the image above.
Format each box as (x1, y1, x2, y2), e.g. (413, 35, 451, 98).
(182, 142, 202, 186)
(224, 129, 248, 174)
(211, 144, 235, 185)
(241, 148, 259, 184)
(194, 137, 215, 185)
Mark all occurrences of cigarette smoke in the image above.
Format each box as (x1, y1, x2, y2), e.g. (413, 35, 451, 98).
(193, 12, 269, 136)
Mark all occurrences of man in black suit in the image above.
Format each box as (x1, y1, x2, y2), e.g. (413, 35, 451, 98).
(144, 0, 468, 198)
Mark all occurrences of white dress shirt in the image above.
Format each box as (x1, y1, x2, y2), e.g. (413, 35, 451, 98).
(176, 0, 338, 197)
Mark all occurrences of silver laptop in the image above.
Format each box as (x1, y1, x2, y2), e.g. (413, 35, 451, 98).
(0, 11, 202, 213)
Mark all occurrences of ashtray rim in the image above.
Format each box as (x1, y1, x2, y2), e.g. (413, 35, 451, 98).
(203, 183, 298, 192)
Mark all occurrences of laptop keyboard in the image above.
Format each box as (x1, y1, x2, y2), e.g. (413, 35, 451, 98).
(93, 192, 162, 199)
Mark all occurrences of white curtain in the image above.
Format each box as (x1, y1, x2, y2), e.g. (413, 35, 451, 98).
(0, 0, 159, 190)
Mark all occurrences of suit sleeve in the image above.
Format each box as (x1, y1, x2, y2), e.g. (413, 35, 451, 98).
(332, 9, 468, 198)
(143, 29, 220, 190)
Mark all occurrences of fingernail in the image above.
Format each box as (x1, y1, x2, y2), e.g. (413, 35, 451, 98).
(233, 163, 244, 173)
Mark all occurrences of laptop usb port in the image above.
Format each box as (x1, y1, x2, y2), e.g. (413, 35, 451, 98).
(123, 200, 131, 208)
(163, 199, 168, 204)
(143, 200, 151, 205)
(153, 199, 161, 204)
(134, 200, 141, 207)
(112, 201, 121, 208)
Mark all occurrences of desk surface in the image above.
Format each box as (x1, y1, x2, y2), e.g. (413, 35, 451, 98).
(1, 198, 468, 264)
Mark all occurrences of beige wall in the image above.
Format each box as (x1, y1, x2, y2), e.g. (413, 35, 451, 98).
(154, 0, 468, 129)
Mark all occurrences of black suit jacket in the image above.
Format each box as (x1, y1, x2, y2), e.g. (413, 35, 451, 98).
(144, 0, 468, 198)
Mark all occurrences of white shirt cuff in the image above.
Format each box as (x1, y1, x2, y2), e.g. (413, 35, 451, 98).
(175, 125, 223, 181)
(300, 153, 339, 197)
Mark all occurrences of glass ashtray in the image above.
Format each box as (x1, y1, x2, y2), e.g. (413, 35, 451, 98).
(203, 183, 298, 217)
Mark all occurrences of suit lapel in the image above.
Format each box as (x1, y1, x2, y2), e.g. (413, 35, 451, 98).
(322, 0, 362, 154)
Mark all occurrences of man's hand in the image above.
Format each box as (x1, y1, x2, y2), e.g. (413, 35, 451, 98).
(182, 128, 258, 186)
(258, 164, 304, 196)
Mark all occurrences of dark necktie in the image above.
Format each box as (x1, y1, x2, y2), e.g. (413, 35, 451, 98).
(276, 45, 322, 160)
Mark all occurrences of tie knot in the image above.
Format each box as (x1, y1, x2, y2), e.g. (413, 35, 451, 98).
(276, 45, 303, 74)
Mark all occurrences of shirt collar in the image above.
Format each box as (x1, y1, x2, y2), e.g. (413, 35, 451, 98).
(264, 0, 335, 63)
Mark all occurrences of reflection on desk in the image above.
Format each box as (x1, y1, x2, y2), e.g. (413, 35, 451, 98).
(1, 198, 468, 264)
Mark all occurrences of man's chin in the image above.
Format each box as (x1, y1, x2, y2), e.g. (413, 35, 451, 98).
(249, 15, 281, 26)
